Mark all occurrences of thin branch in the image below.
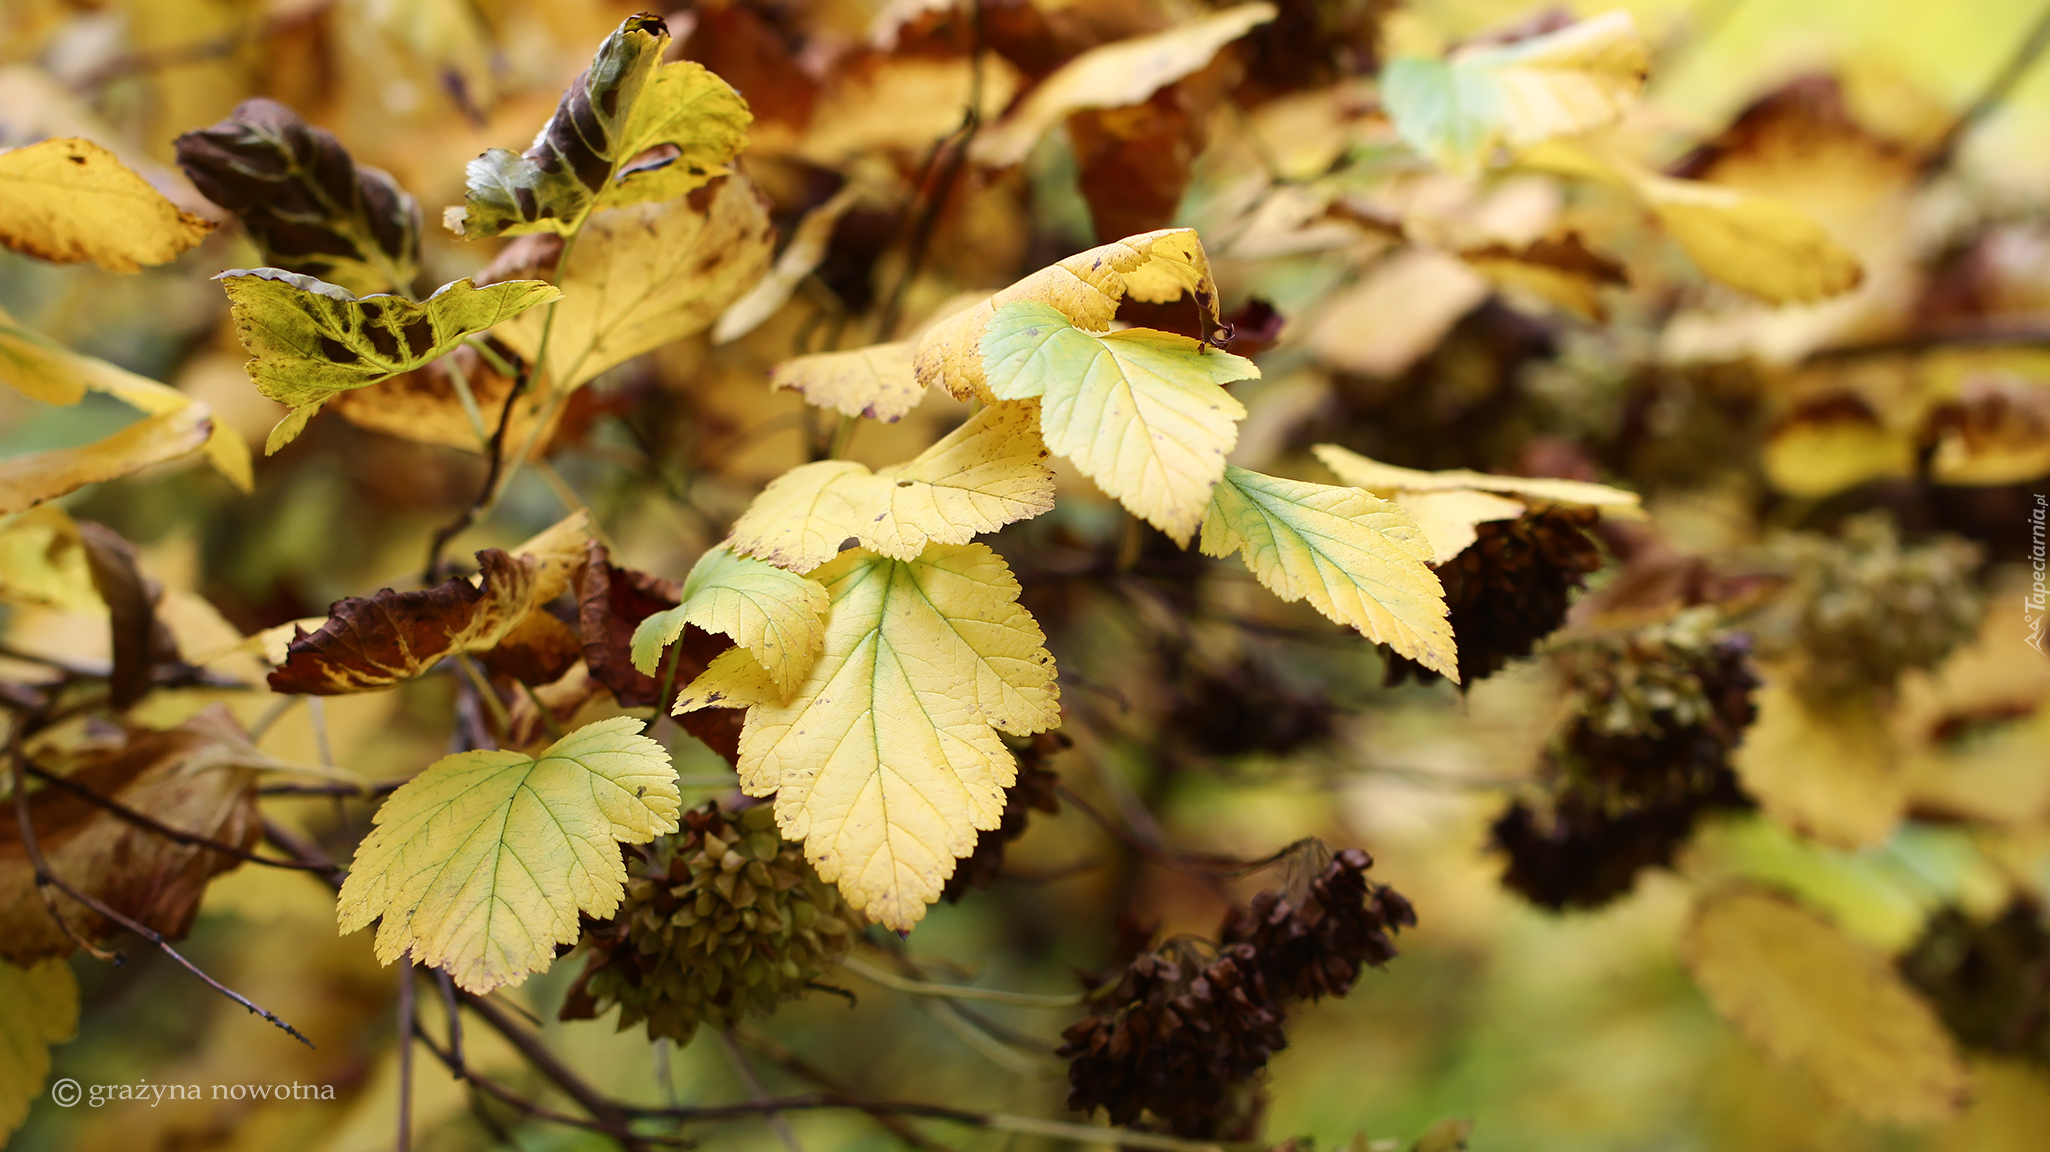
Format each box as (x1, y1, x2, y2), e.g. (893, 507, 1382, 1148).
(733, 1027, 958, 1152)
(624, 1095, 1250, 1152)
(456, 989, 654, 1151)
(409, 1021, 691, 1149)
(7, 735, 315, 1048)
(718, 1031, 805, 1152)
(21, 762, 335, 873)
(397, 954, 417, 1152)
(840, 955, 1082, 1008)
(437, 969, 466, 1076)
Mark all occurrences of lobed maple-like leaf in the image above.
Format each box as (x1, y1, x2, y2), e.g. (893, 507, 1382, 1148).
(1682, 886, 1970, 1124)
(336, 717, 679, 993)
(0, 137, 214, 272)
(676, 543, 1059, 929)
(175, 97, 421, 296)
(727, 401, 1055, 574)
(1383, 11, 1648, 175)
(630, 546, 828, 697)
(445, 14, 751, 239)
(769, 340, 924, 423)
(0, 958, 77, 1139)
(1200, 465, 1459, 681)
(217, 269, 559, 453)
(982, 302, 1253, 545)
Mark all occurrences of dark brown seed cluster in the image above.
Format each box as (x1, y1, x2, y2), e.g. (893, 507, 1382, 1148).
(1899, 901, 2050, 1063)
(559, 803, 858, 1044)
(942, 734, 1065, 902)
(1493, 609, 1759, 910)
(1387, 505, 1606, 687)
(1169, 657, 1336, 760)
(1058, 940, 1288, 1138)
(1220, 846, 1415, 1002)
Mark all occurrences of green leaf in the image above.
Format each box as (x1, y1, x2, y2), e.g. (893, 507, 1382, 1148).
(1200, 465, 1458, 681)
(336, 716, 679, 993)
(216, 269, 558, 451)
(0, 958, 77, 1139)
(631, 546, 830, 696)
(444, 14, 751, 239)
(981, 300, 1254, 545)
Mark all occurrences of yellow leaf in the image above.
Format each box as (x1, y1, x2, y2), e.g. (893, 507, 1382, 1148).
(1383, 12, 1647, 175)
(1200, 465, 1458, 680)
(983, 302, 1253, 544)
(1629, 169, 1866, 305)
(970, 3, 1279, 167)
(728, 401, 1055, 573)
(0, 136, 213, 271)
(445, 15, 751, 239)
(1391, 489, 1527, 566)
(495, 176, 775, 391)
(714, 183, 863, 344)
(0, 958, 78, 1139)
(672, 645, 783, 713)
(1306, 248, 1491, 378)
(630, 546, 829, 696)
(913, 227, 1224, 403)
(0, 403, 213, 515)
(336, 717, 678, 993)
(0, 506, 98, 612)
(1733, 670, 1903, 849)
(1762, 396, 1916, 497)
(769, 340, 924, 423)
(1681, 886, 1971, 1124)
(680, 544, 1059, 929)
(217, 269, 560, 452)
(0, 305, 250, 491)
(1313, 444, 1641, 511)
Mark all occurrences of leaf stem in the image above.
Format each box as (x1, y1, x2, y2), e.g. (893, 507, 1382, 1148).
(451, 653, 513, 735)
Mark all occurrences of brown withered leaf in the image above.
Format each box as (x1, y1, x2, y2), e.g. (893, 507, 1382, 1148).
(0, 708, 261, 964)
(576, 540, 742, 764)
(76, 522, 178, 711)
(1070, 79, 1215, 243)
(474, 609, 583, 686)
(268, 549, 539, 694)
(1459, 231, 1627, 319)
(174, 97, 421, 297)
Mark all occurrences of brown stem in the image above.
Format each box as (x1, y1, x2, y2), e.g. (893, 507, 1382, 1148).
(22, 762, 334, 874)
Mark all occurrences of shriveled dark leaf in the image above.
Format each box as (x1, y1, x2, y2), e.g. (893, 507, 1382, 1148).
(175, 97, 421, 296)
(267, 549, 539, 694)
(0, 708, 261, 963)
(474, 608, 584, 686)
(576, 539, 743, 764)
(76, 521, 177, 711)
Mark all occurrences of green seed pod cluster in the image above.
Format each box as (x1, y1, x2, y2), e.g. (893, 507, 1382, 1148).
(559, 803, 859, 1044)
(1769, 512, 1984, 696)
(1553, 607, 1742, 744)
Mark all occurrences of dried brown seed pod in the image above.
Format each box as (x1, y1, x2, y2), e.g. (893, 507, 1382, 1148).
(1220, 842, 1415, 1002)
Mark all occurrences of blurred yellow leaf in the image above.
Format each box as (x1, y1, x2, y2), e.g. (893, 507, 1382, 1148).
(1306, 248, 1490, 378)
(1629, 169, 1866, 305)
(971, 3, 1278, 167)
(728, 400, 1055, 574)
(1733, 670, 1903, 849)
(1762, 394, 1916, 497)
(0, 506, 98, 612)
(1313, 444, 1641, 509)
(769, 340, 924, 423)
(1200, 465, 1457, 680)
(714, 183, 863, 344)
(0, 403, 213, 515)
(0, 137, 213, 271)
(1682, 886, 1970, 1124)
(677, 543, 1058, 929)
(982, 302, 1254, 544)
(0, 958, 77, 1139)
(336, 717, 678, 993)
(1383, 12, 1647, 175)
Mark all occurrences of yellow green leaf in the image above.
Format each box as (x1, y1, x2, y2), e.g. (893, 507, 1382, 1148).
(677, 543, 1059, 929)
(336, 716, 679, 993)
(1, 305, 251, 491)
(0, 958, 78, 1139)
(769, 340, 924, 423)
(494, 176, 775, 390)
(218, 269, 559, 451)
(728, 401, 1055, 573)
(1200, 465, 1458, 681)
(445, 14, 750, 239)
(672, 645, 783, 713)
(1383, 12, 1647, 175)
(0, 136, 214, 272)
(914, 227, 1224, 403)
(1312, 444, 1643, 510)
(1681, 886, 1970, 1124)
(0, 403, 213, 515)
(970, 3, 1279, 167)
(631, 546, 829, 696)
(983, 302, 1254, 545)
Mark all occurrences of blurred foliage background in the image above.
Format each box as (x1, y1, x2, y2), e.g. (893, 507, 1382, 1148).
(3, 0, 2049, 1149)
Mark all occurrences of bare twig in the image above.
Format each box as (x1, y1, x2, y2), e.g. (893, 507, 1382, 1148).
(21, 763, 333, 873)
(718, 1031, 805, 1152)
(734, 1027, 958, 1152)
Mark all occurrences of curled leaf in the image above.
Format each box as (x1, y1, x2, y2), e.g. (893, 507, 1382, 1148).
(0, 137, 214, 271)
